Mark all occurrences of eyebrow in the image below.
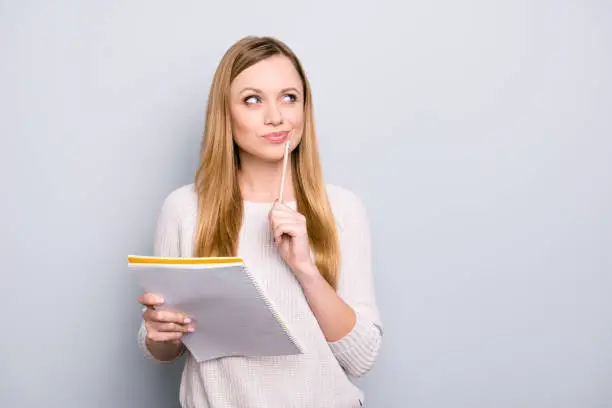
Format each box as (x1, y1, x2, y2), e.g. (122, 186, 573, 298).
(239, 87, 302, 95)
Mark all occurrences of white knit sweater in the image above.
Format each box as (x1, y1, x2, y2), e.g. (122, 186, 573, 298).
(137, 183, 383, 408)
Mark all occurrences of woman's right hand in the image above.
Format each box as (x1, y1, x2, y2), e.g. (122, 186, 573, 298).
(138, 293, 195, 345)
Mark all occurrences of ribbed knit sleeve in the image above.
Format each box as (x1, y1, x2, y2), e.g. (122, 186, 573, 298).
(327, 188, 384, 377)
(137, 189, 185, 362)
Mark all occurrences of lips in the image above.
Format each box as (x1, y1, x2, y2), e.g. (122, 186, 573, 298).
(262, 131, 289, 143)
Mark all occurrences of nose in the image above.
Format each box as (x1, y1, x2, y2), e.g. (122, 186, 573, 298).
(264, 102, 283, 125)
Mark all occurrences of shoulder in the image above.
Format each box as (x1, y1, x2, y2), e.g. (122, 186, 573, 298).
(325, 183, 364, 208)
(157, 183, 198, 221)
(324, 183, 369, 232)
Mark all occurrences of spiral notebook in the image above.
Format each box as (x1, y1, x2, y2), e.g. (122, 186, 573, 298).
(128, 255, 303, 363)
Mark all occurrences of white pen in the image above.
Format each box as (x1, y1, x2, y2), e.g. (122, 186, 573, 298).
(278, 140, 290, 202)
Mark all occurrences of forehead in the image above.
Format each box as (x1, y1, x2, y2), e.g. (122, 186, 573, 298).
(231, 55, 302, 92)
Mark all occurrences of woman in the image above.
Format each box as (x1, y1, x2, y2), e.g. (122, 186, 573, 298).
(137, 36, 383, 408)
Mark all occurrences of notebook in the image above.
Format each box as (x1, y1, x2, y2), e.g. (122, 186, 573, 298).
(128, 255, 303, 363)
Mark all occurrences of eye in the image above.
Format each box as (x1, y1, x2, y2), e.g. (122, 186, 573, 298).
(243, 95, 260, 105)
(283, 93, 298, 103)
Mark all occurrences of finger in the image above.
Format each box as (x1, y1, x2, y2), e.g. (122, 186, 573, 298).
(275, 198, 296, 209)
(274, 222, 302, 243)
(269, 207, 305, 223)
(151, 321, 195, 333)
(138, 293, 164, 307)
(146, 330, 184, 343)
(273, 201, 298, 214)
(269, 214, 299, 228)
(153, 310, 192, 324)
(273, 220, 297, 236)
(275, 207, 306, 225)
(145, 309, 192, 324)
(269, 201, 296, 218)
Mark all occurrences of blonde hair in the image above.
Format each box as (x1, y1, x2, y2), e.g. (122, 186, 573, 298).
(193, 36, 341, 289)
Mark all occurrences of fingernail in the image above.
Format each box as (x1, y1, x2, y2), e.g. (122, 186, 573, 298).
(188, 327, 195, 332)
(184, 317, 191, 323)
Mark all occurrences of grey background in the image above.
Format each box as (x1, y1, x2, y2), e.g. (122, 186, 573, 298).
(1, 1, 610, 407)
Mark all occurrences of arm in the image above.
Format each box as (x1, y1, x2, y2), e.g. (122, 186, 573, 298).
(271, 190, 383, 377)
(293, 264, 356, 343)
(312, 190, 383, 377)
(137, 190, 186, 363)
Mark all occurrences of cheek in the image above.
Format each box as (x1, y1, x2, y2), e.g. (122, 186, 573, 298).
(284, 108, 304, 130)
(232, 108, 261, 139)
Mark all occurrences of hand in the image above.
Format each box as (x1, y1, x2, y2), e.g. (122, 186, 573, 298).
(138, 293, 194, 345)
(268, 200, 315, 274)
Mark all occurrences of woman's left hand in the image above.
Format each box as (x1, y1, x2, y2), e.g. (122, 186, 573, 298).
(268, 200, 314, 274)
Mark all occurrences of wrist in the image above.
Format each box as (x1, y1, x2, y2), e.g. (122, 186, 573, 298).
(293, 261, 322, 285)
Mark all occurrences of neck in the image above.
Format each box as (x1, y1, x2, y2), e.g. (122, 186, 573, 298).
(237, 152, 295, 203)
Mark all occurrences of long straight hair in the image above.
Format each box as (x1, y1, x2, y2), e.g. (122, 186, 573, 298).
(193, 36, 341, 289)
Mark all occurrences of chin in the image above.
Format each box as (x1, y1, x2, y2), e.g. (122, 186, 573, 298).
(240, 144, 286, 163)
(258, 149, 287, 162)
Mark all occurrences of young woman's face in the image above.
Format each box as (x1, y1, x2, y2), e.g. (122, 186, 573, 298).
(229, 55, 304, 162)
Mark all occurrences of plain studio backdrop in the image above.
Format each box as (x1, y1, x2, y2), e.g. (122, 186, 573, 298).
(1, 1, 610, 407)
